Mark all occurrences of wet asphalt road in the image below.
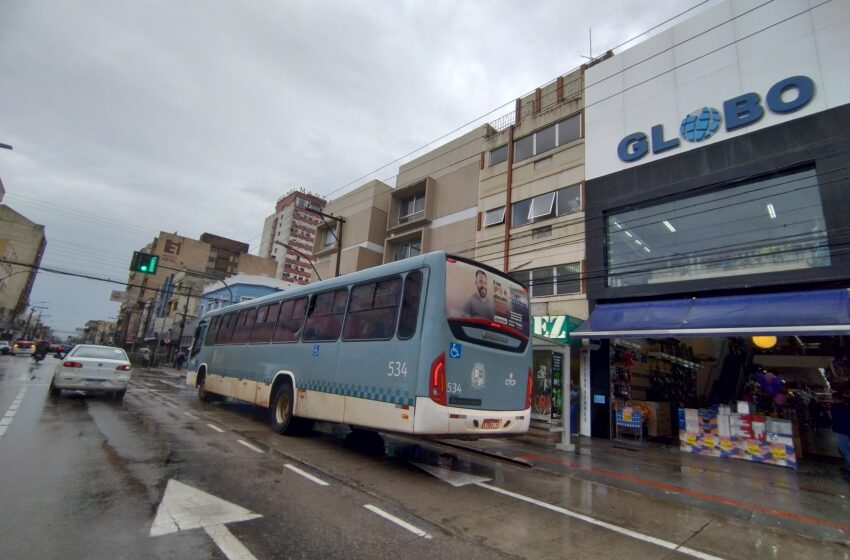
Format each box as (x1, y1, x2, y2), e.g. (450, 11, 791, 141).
(1, 354, 847, 560)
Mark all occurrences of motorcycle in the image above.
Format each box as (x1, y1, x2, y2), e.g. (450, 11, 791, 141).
(33, 351, 46, 363)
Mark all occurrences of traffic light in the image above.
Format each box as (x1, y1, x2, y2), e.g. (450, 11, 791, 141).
(131, 251, 159, 274)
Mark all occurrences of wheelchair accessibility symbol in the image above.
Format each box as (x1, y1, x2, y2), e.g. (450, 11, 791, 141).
(449, 343, 462, 359)
(312, 344, 320, 357)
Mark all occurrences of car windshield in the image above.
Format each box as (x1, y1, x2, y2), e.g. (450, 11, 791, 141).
(71, 347, 128, 360)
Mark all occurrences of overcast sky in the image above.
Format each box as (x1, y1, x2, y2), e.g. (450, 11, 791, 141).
(0, 0, 713, 337)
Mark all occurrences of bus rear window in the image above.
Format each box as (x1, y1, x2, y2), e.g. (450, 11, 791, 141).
(445, 259, 530, 338)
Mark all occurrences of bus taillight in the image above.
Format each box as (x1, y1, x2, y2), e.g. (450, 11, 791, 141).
(430, 352, 446, 406)
(525, 367, 533, 409)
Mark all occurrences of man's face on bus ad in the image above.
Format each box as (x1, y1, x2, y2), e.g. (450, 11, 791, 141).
(475, 271, 488, 298)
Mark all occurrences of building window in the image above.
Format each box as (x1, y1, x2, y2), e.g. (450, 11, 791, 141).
(511, 183, 581, 228)
(392, 239, 421, 262)
(399, 194, 425, 223)
(512, 263, 581, 297)
(606, 166, 829, 288)
(320, 229, 336, 251)
(514, 114, 582, 163)
(489, 145, 508, 166)
(483, 207, 506, 228)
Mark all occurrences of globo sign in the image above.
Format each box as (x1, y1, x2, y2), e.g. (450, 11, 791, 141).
(617, 75, 815, 162)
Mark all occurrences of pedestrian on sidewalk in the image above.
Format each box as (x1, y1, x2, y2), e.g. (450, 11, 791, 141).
(175, 349, 187, 371)
(832, 384, 850, 476)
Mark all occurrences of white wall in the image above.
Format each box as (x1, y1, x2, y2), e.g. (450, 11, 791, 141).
(585, 0, 850, 179)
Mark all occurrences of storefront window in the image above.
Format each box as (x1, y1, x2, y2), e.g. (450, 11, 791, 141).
(606, 167, 830, 287)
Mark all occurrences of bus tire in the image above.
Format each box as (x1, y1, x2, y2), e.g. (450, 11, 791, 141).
(270, 382, 294, 435)
(197, 374, 218, 403)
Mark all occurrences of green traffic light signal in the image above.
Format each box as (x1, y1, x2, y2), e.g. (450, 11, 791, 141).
(131, 252, 159, 274)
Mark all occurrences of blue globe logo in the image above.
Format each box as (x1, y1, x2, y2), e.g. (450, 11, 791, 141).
(680, 107, 722, 142)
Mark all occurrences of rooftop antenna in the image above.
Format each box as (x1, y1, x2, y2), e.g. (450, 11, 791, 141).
(579, 28, 593, 61)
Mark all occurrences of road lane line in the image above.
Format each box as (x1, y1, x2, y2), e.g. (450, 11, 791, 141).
(477, 482, 725, 560)
(184, 412, 198, 419)
(284, 464, 329, 486)
(203, 524, 259, 560)
(363, 505, 432, 539)
(0, 387, 27, 440)
(237, 440, 264, 454)
(207, 423, 226, 433)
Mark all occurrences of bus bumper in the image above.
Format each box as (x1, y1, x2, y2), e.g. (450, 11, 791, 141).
(413, 397, 530, 435)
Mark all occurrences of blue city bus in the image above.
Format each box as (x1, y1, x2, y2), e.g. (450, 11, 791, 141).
(186, 252, 532, 436)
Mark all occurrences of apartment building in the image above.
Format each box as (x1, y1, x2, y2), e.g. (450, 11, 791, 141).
(258, 190, 326, 284)
(0, 205, 46, 338)
(313, 180, 393, 280)
(478, 67, 591, 337)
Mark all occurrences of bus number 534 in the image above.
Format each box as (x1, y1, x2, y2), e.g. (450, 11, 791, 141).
(387, 361, 407, 377)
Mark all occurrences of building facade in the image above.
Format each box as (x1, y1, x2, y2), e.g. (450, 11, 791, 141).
(258, 190, 326, 284)
(0, 205, 46, 339)
(478, 67, 590, 340)
(576, 0, 850, 460)
(313, 180, 393, 280)
(118, 231, 277, 346)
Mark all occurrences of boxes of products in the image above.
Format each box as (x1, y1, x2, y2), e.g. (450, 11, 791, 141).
(631, 400, 671, 437)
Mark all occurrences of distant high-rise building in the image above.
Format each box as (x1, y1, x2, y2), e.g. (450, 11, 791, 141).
(258, 189, 326, 284)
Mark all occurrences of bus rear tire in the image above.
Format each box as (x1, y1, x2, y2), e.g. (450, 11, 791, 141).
(270, 382, 294, 435)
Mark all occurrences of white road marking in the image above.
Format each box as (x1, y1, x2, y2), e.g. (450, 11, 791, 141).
(184, 412, 198, 420)
(477, 483, 726, 560)
(363, 505, 432, 539)
(159, 379, 184, 388)
(204, 524, 259, 560)
(237, 440, 264, 454)
(207, 423, 226, 433)
(284, 464, 329, 486)
(0, 387, 27, 440)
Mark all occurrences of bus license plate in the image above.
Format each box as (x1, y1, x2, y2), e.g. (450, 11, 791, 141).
(482, 419, 500, 429)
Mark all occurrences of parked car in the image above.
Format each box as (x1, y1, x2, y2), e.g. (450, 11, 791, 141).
(50, 345, 132, 399)
(12, 340, 36, 356)
(0, 341, 10, 355)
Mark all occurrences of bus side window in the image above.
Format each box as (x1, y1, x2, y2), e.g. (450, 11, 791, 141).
(250, 302, 280, 343)
(216, 312, 237, 345)
(397, 270, 423, 339)
(232, 308, 257, 344)
(273, 298, 307, 343)
(205, 316, 221, 346)
(342, 277, 401, 341)
(303, 289, 348, 341)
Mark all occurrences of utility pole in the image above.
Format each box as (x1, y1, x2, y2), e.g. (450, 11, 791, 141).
(22, 305, 47, 339)
(313, 210, 345, 278)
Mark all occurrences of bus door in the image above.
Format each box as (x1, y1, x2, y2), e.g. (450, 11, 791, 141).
(299, 289, 349, 422)
(443, 258, 531, 413)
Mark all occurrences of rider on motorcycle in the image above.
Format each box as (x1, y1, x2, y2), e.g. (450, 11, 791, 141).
(34, 340, 50, 360)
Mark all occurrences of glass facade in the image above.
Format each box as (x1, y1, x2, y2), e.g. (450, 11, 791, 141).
(606, 168, 830, 287)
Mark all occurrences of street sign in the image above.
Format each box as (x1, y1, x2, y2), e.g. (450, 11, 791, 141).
(110, 290, 136, 304)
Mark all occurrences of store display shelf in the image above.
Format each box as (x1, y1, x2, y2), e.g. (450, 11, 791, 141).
(649, 351, 700, 369)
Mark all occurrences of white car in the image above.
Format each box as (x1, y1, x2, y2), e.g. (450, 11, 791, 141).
(50, 345, 132, 399)
(12, 340, 36, 356)
(0, 341, 10, 355)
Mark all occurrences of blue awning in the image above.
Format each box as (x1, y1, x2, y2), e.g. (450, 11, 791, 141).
(573, 289, 850, 338)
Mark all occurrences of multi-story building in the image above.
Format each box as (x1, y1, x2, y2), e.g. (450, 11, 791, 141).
(313, 180, 393, 280)
(0, 205, 46, 339)
(382, 126, 486, 265)
(258, 189, 326, 284)
(117, 231, 277, 346)
(574, 0, 850, 457)
(82, 319, 116, 345)
(478, 67, 590, 339)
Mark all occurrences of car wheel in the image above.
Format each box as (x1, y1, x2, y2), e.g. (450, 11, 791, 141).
(270, 382, 294, 435)
(49, 380, 60, 397)
(114, 389, 126, 400)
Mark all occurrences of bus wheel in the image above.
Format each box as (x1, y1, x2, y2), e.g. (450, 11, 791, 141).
(270, 382, 294, 434)
(198, 374, 218, 403)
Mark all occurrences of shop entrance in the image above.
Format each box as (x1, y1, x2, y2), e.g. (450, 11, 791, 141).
(574, 288, 850, 470)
